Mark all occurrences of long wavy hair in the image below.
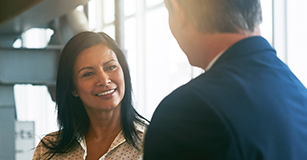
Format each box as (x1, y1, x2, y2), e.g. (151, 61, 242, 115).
(41, 31, 148, 159)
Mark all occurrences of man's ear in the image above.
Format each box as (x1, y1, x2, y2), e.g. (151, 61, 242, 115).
(169, 0, 187, 27)
(72, 89, 79, 97)
(164, 0, 173, 11)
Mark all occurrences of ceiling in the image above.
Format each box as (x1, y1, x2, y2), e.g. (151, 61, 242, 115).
(0, 0, 90, 42)
(0, 0, 91, 86)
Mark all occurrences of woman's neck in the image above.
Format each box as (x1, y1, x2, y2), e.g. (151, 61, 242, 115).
(84, 107, 122, 160)
(85, 105, 122, 140)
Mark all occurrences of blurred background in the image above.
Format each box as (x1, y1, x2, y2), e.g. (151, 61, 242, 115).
(1, 0, 307, 159)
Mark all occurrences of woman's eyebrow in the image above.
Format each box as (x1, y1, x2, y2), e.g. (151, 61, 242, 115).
(77, 59, 117, 74)
(78, 66, 94, 74)
(103, 59, 116, 65)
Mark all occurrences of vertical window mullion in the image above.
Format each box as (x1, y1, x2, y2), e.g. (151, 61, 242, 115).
(115, 0, 125, 48)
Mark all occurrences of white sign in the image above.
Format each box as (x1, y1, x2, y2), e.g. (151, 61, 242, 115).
(15, 121, 35, 160)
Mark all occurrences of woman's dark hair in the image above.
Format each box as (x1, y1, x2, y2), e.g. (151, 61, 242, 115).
(41, 31, 148, 159)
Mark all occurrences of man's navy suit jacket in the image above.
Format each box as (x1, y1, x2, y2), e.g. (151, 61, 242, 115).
(144, 36, 307, 160)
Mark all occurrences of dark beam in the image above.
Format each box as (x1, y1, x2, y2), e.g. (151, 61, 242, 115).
(0, 0, 43, 25)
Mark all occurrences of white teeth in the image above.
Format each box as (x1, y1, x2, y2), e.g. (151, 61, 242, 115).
(97, 89, 115, 96)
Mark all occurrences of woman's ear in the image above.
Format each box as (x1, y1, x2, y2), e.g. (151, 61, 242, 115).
(72, 89, 79, 97)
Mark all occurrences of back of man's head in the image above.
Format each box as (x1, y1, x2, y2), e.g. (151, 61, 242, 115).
(171, 0, 262, 33)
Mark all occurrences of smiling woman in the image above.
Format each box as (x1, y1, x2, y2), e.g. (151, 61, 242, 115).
(72, 44, 125, 113)
(32, 31, 149, 160)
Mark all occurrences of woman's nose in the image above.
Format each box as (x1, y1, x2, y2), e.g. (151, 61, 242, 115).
(96, 69, 111, 86)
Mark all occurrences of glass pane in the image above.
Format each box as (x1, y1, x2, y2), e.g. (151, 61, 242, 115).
(144, 7, 192, 119)
(124, 17, 137, 91)
(22, 28, 54, 48)
(14, 84, 58, 146)
(192, 67, 204, 78)
(13, 38, 22, 48)
(146, 0, 164, 8)
(103, 0, 115, 24)
(124, 0, 136, 16)
(287, 0, 307, 86)
(102, 25, 115, 40)
(88, 0, 97, 30)
(124, 17, 138, 110)
(260, 0, 273, 44)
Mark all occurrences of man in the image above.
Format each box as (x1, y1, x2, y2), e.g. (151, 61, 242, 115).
(144, 0, 307, 159)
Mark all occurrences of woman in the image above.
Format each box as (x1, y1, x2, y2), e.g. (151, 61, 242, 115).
(33, 31, 148, 160)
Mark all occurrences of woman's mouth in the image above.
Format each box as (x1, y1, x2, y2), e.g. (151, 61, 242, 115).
(97, 89, 115, 96)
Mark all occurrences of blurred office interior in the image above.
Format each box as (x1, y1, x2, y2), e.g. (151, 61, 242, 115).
(1, 0, 307, 159)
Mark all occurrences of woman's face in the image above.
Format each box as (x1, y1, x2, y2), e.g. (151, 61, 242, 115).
(73, 44, 125, 112)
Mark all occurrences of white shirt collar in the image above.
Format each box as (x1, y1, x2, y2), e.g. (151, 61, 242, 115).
(78, 121, 147, 159)
(205, 49, 225, 71)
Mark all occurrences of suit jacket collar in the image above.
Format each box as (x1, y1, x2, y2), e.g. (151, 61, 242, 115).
(211, 36, 275, 69)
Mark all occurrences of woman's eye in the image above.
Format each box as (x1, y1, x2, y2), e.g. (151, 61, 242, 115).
(82, 72, 94, 77)
(107, 65, 117, 71)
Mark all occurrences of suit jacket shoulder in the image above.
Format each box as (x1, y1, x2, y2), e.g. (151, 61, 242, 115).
(144, 36, 307, 160)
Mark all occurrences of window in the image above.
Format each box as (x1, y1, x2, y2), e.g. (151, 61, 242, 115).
(260, 0, 273, 44)
(16, 0, 307, 145)
(283, 0, 307, 86)
(87, 0, 279, 119)
(88, 0, 202, 119)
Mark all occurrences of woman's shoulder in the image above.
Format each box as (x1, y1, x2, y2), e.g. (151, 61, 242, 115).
(134, 118, 149, 145)
(36, 131, 60, 148)
(40, 131, 60, 143)
(135, 117, 149, 133)
(33, 130, 84, 160)
(33, 131, 60, 160)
